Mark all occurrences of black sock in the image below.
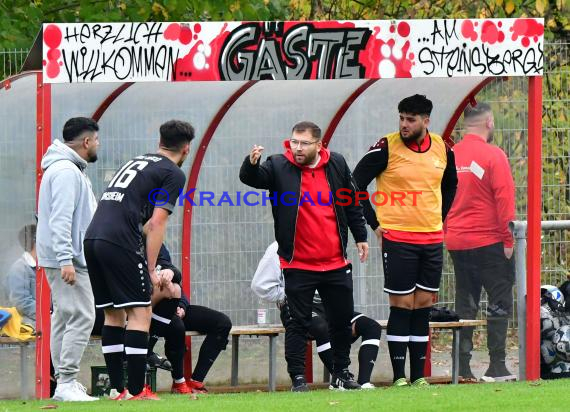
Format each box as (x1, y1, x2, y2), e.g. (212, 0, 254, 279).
(165, 316, 186, 381)
(409, 307, 431, 382)
(191, 313, 231, 382)
(101, 325, 125, 392)
(387, 306, 412, 381)
(125, 330, 149, 396)
(354, 316, 382, 384)
(192, 336, 223, 382)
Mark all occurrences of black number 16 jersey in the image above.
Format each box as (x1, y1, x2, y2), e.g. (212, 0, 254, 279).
(85, 153, 186, 252)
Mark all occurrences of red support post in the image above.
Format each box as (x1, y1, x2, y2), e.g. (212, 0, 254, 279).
(304, 342, 313, 383)
(35, 72, 52, 399)
(526, 75, 543, 381)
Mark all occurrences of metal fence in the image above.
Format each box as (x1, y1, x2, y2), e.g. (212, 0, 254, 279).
(0, 49, 27, 80)
(0, 41, 567, 373)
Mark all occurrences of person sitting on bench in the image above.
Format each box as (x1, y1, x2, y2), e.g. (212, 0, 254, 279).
(147, 244, 232, 394)
(252, 242, 381, 389)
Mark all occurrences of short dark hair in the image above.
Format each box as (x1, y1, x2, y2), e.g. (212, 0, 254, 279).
(464, 102, 492, 120)
(62, 117, 99, 142)
(398, 94, 433, 117)
(18, 224, 36, 252)
(159, 120, 195, 151)
(292, 121, 322, 140)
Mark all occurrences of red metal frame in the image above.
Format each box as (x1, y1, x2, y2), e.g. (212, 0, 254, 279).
(35, 72, 52, 399)
(181, 81, 258, 380)
(322, 79, 378, 146)
(526, 76, 543, 381)
(441, 77, 499, 147)
(91, 83, 134, 121)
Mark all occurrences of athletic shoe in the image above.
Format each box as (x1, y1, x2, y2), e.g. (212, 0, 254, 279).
(481, 362, 516, 382)
(360, 382, 376, 389)
(52, 381, 99, 402)
(171, 381, 192, 394)
(109, 388, 130, 400)
(411, 377, 430, 387)
(127, 385, 160, 400)
(329, 369, 361, 390)
(147, 352, 172, 371)
(290, 375, 310, 392)
(187, 379, 209, 394)
(392, 378, 409, 387)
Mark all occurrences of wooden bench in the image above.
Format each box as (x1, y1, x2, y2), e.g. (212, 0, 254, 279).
(188, 319, 486, 391)
(1, 319, 486, 398)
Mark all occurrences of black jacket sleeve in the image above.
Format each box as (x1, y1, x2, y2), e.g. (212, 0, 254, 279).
(156, 244, 182, 284)
(441, 146, 458, 222)
(239, 155, 275, 190)
(179, 291, 190, 310)
(352, 138, 389, 230)
(342, 157, 368, 243)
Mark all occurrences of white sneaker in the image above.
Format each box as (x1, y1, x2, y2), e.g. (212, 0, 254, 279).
(53, 381, 99, 402)
(360, 382, 376, 389)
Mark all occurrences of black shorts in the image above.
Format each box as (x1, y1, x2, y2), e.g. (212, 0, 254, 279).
(381, 237, 443, 295)
(84, 239, 152, 309)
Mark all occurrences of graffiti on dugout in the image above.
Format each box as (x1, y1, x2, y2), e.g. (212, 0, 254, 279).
(42, 18, 544, 83)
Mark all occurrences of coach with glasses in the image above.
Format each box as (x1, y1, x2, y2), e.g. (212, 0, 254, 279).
(239, 121, 368, 391)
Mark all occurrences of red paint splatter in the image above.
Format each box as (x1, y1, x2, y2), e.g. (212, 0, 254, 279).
(46, 61, 60, 78)
(179, 26, 193, 45)
(510, 18, 544, 47)
(194, 24, 202, 33)
(461, 20, 478, 41)
(498, 32, 505, 42)
(389, 25, 395, 33)
(47, 48, 61, 60)
(164, 23, 181, 40)
(173, 23, 229, 81)
(397, 22, 410, 37)
(44, 25, 62, 48)
(193, 34, 198, 40)
(481, 21, 501, 44)
(498, 22, 502, 28)
(360, 30, 412, 79)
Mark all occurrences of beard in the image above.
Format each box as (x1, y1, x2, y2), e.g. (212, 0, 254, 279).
(400, 128, 424, 142)
(87, 153, 98, 163)
(295, 150, 318, 166)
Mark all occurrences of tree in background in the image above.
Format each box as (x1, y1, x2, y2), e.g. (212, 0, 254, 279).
(0, 0, 567, 49)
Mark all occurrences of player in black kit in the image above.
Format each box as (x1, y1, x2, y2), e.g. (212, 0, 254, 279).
(84, 120, 194, 400)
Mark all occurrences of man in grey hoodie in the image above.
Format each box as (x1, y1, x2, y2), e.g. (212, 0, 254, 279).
(37, 117, 100, 402)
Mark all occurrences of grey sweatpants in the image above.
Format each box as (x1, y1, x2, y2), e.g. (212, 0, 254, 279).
(45, 266, 95, 384)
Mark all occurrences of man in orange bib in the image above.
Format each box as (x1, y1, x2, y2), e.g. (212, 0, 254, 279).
(353, 94, 458, 386)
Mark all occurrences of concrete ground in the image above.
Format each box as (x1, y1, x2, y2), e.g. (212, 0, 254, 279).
(0, 331, 520, 399)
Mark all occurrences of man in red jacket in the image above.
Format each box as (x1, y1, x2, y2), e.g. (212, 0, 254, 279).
(444, 103, 516, 382)
(240, 121, 369, 391)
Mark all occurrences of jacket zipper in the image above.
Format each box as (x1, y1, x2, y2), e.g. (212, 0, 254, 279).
(326, 167, 346, 260)
(289, 171, 303, 264)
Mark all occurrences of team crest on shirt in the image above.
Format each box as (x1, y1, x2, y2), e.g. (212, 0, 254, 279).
(433, 158, 445, 170)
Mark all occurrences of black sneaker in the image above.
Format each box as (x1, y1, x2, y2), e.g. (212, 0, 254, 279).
(481, 362, 516, 382)
(291, 375, 310, 392)
(329, 369, 361, 390)
(147, 352, 172, 371)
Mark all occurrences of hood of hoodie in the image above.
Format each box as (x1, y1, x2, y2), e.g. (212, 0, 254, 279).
(41, 139, 88, 172)
(283, 139, 330, 169)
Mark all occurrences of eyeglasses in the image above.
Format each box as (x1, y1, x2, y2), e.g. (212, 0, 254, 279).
(290, 139, 319, 149)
